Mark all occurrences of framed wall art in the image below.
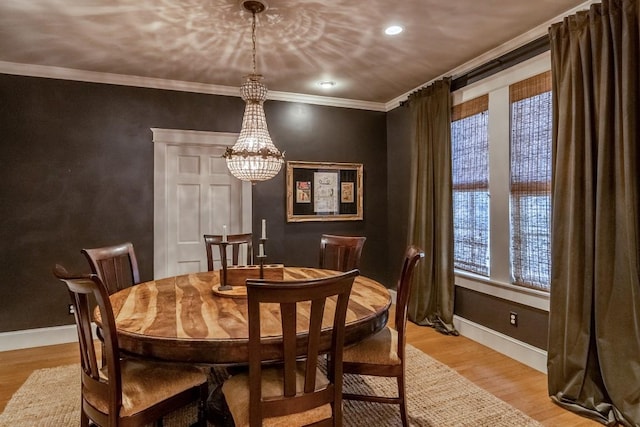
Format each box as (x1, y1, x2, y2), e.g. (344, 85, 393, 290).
(286, 161, 363, 222)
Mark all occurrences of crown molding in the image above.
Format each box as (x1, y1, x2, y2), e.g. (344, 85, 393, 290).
(267, 89, 386, 111)
(0, 61, 386, 112)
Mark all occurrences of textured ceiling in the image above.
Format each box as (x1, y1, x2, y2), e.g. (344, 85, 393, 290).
(0, 0, 589, 104)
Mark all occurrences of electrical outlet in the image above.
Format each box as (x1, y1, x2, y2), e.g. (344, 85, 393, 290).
(68, 304, 75, 315)
(509, 311, 518, 326)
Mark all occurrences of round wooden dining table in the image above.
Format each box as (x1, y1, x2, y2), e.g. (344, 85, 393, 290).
(99, 267, 391, 364)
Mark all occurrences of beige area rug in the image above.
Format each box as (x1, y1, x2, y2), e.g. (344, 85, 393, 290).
(0, 345, 541, 427)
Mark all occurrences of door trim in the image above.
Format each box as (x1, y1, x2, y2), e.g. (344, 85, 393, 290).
(152, 128, 251, 279)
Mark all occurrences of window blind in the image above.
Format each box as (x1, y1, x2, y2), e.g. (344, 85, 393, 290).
(451, 95, 490, 276)
(509, 71, 552, 291)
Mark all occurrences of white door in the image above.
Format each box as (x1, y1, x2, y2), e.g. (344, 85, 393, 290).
(153, 129, 251, 279)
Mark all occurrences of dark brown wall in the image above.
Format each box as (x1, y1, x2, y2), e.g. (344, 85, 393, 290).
(1, 72, 549, 351)
(251, 101, 389, 286)
(0, 74, 388, 333)
(385, 104, 549, 350)
(386, 105, 413, 279)
(455, 287, 549, 349)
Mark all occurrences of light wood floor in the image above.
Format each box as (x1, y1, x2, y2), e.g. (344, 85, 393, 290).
(0, 321, 599, 426)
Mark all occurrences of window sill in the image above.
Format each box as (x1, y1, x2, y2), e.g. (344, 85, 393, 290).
(454, 270, 550, 312)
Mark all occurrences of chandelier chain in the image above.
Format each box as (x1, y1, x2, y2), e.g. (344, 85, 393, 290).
(251, 11, 257, 75)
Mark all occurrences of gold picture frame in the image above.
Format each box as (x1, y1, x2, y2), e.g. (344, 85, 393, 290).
(286, 161, 363, 222)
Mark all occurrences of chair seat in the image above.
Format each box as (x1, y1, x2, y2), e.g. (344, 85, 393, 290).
(87, 359, 208, 417)
(222, 362, 332, 427)
(343, 326, 400, 365)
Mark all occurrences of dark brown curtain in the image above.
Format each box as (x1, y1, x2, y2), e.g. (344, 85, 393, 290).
(548, 1, 640, 425)
(406, 78, 457, 335)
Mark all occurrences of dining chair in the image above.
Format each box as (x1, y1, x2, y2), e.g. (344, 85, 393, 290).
(53, 264, 208, 427)
(319, 234, 366, 272)
(204, 233, 253, 271)
(81, 242, 140, 295)
(81, 242, 141, 366)
(341, 245, 425, 427)
(221, 269, 359, 427)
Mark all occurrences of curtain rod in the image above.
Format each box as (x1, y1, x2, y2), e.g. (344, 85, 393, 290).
(400, 35, 550, 106)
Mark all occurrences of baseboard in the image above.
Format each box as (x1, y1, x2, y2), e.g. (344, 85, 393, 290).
(0, 325, 77, 352)
(1, 310, 547, 374)
(389, 289, 546, 373)
(388, 289, 397, 304)
(453, 315, 548, 374)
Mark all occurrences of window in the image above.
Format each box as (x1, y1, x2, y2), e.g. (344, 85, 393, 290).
(451, 96, 490, 276)
(509, 72, 552, 290)
(451, 63, 552, 294)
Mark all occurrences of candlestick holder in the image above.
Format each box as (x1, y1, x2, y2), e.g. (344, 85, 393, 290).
(256, 237, 267, 279)
(217, 241, 232, 291)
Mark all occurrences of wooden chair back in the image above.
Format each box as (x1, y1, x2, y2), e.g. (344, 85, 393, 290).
(54, 265, 126, 425)
(53, 264, 207, 427)
(319, 234, 366, 272)
(204, 233, 253, 271)
(245, 269, 358, 426)
(394, 245, 425, 358)
(341, 245, 424, 427)
(81, 242, 140, 295)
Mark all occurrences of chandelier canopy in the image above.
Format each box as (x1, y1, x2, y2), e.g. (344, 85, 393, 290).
(224, 0, 284, 183)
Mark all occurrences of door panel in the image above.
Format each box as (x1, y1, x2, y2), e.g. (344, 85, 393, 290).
(153, 129, 250, 280)
(168, 145, 244, 276)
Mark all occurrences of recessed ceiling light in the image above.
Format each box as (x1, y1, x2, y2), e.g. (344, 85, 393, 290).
(318, 81, 336, 89)
(385, 25, 403, 36)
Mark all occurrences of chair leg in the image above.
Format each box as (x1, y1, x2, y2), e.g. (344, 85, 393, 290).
(96, 326, 107, 367)
(81, 410, 90, 427)
(100, 341, 106, 367)
(197, 383, 208, 426)
(397, 374, 408, 427)
(325, 354, 338, 390)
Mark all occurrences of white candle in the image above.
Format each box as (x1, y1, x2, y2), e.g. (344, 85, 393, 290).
(222, 225, 227, 242)
(261, 219, 267, 239)
(259, 243, 265, 257)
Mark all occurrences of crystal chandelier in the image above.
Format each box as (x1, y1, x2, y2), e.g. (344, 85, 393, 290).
(224, 0, 284, 183)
